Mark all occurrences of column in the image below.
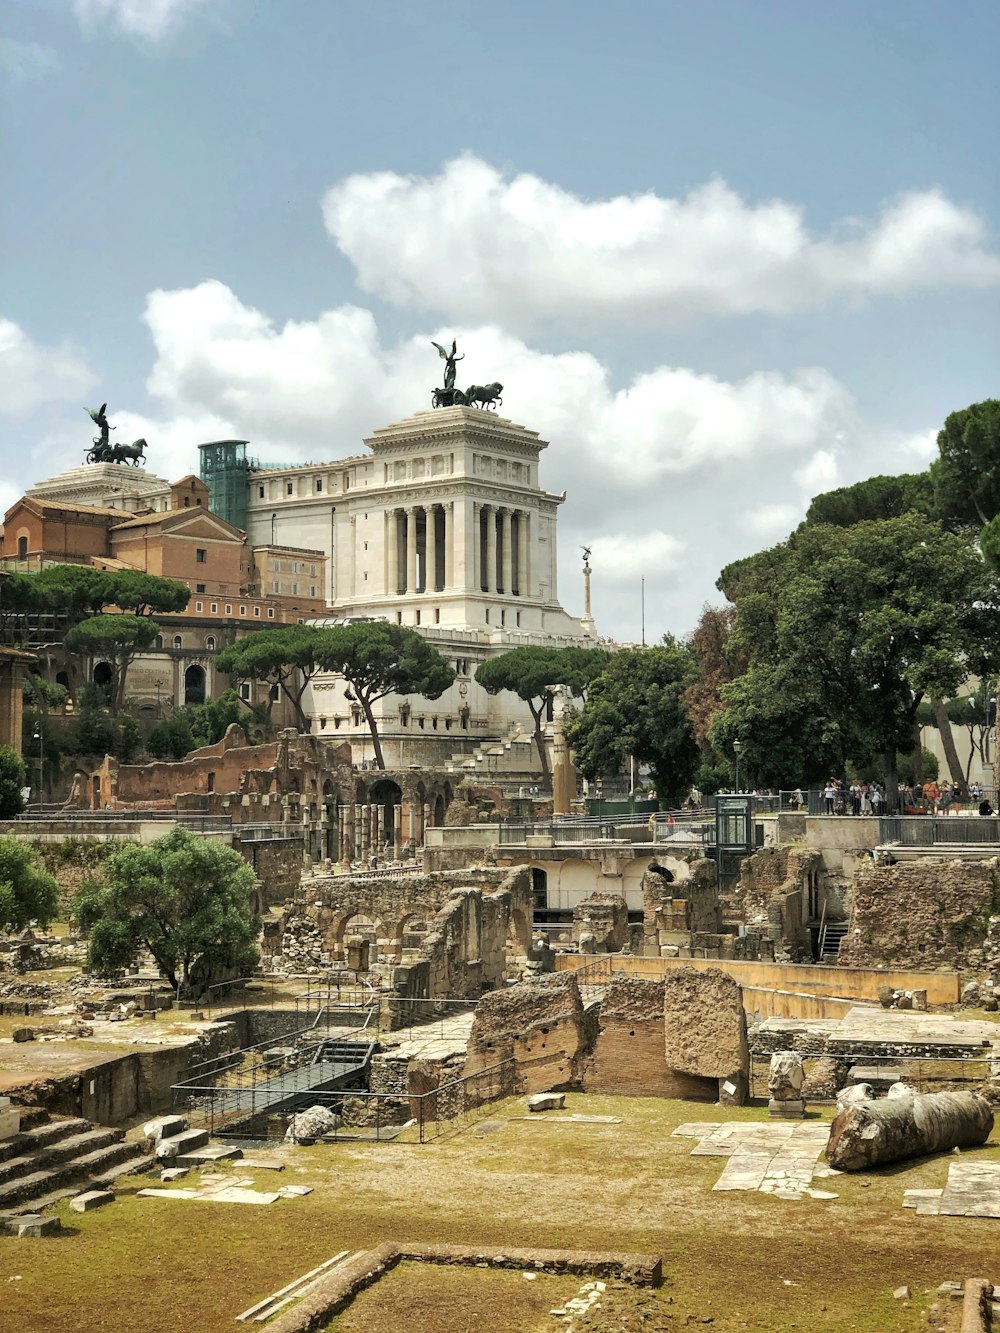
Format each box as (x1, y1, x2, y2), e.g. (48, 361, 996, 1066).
(485, 505, 497, 594)
(354, 803, 364, 859)
(394, 803, 403, 857)
(517, 510, 528, 597)
(386, 509, 399, 596)
(426, 504, 438, 593)
(444, 502, 455, 589)
(406, 507, 418, 594)
(472, 503, 481, 591)
(501, 508, 512, 596)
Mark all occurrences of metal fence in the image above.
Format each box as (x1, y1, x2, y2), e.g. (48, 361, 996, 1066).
(776, 789, 999, 818)
(878, 815, 1000, 845)
(212, 1057, 518, 1145)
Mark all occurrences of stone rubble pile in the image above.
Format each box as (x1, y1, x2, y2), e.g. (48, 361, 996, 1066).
(267, 916, 331, 975)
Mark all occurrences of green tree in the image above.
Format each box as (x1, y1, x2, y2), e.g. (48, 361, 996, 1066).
(64, 614, 160, 714)
(929, 399, 1000, 528)
(321, 622, 456, 769)
(31, 565, 189, 620)
(0, 746, 27, 819)
(715, 512, 1000, 792)
(216, 625, 328, 732)
(563, 643, 698, 805)
(681, 605, 742, 755)
(74, 827, 259, 994)
(148, 711, 196, 761)
(804, 473, 934, 528)
(0, 836, 58, 931)
(475, 646, 607, 781)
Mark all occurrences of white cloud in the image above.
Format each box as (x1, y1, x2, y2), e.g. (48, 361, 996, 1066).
(894, 428, 938, 465)
(72, 0, 215, 41)
(588, 531, 686, 584)
(793, 448, 840, 497)
(140, 283, 854, 488)
(0, 316, 95, 416)
(0, 39, 60, 82)
(322, 157, 1000, 329)
(741, 503, 802, 539)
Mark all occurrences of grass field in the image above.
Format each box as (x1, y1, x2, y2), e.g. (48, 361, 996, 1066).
(0, 1093, 996, 1333)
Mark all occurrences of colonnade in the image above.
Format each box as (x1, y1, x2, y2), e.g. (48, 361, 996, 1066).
(385, 501, 532, 596)
(333, 799, 438, 867)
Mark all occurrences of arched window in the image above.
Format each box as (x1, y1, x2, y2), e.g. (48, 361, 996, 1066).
(205, 635, 216, 651)
(17, 535, 28, 559)
(173, 635, 182, 650)
(184, 664, 206, 705)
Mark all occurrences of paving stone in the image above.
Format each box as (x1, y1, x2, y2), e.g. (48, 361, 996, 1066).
(526, 1093, 566, 1112)
(69, 1190, 114, 1213)
(14, 1214, 60, 1237)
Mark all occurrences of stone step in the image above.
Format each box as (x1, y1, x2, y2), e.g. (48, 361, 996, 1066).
(156, 1127, 209, 1158)
(0, 1117, 90, 1164)
(18, 1147, 150, 1217)
(174, 1144, 244, 1167)
(0, 1128, 123, 1186)
(0, 1139, 141, 1210)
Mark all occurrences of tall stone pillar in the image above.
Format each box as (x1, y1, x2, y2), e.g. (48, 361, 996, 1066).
(444, 502, 455, 589)
(522, 510, 532, 597)
(422, 802, 432, 841)
(485, 505, 497, 594)
(472, 503, 481, 591)
(501, 507, 512, 595)
(386, 509, 399, 596)
(375, 803, 385, 855)
(354, 803, 364, 859)
(393, 803, 403, 856)
(517, 511, 528, 597)
(426, 504, 438, 593)
(406, 507, 418, 594)
(408, 803, 416, 846)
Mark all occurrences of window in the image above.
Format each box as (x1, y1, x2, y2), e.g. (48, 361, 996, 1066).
(310, 586, 316, 597)
(196, 548, 206, 563)
(173, 635, 182, 649)
(196, 583, 206, 594)
(254, 606, 261, 617)
(434, 608, 440, 624)
(270, 559, 279, 572)
(396, 611, 402, 625)
(183, 497, 190, 508)
(195, 601, 203, 612)
(153, 635, 163, 649)
(485, 609, 490, 624)
(225, 604, 232, 615)
(239, 605, 246, 616)
(210, 602, 218, 613)
(310, 564, 316, 576)
(239, 682, 251, 701)
(516, 611, 522, 627)
(286, 482, 293, 495)
(273, 581, 280, 594)
(291, 583, 299, 596)
(206, 773, 215, 793)
(17, 536, 27, 558)
(267, 607, 275, 618)
(415, 609, 421, 625)
(315, 478, 322, 492)
(258, 485, 265, 498)
(500, 610, 506, 626)
(292, 562, 299, 574)
(205, 635, 216, 650)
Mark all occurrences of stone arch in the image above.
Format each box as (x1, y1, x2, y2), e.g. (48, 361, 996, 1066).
(622, 859, 649, 911)
(433, 793, 445, 827)
(93, 661, 113, 691)
(556, 858, 600, 911)
(184, 663, 206, 705)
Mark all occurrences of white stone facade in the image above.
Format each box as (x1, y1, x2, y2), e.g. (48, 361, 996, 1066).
(245, 407, 595, 765)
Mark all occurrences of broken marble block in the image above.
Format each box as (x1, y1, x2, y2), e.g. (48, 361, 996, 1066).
(70, 1190, 114, 1213)
(527, 1092, 566, 1112)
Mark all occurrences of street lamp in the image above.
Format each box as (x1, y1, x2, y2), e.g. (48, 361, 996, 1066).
(733, 739, 744, 794)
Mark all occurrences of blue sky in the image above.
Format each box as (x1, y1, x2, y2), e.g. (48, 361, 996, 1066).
(1, 0, 997, 639)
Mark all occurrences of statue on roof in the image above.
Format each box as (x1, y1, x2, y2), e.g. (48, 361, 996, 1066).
(84, 403, 148, 466)
(430, 340, 504, 411)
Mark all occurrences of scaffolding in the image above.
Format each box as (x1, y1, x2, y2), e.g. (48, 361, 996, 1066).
(198, 440, 253, 531)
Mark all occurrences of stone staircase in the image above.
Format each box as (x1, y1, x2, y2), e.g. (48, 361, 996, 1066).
(445, 723, 547, 779)
(821, 920, 850, 962)
(0, 1108, 149, 1217)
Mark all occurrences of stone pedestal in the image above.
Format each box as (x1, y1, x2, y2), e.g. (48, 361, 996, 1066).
(719, 1072, 749, 1107)
(345, 936, 370, 972)
(768, 1098, 806, 1119)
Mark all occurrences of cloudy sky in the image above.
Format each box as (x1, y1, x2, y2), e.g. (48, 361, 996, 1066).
(2, 0, 997, 641)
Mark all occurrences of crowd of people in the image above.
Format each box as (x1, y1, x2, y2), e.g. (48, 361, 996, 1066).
(808, 776, 992, 816)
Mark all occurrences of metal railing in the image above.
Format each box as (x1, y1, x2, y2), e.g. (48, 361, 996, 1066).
(776, 788, 999, 817)
(878, 815, 1000, 846)
(499, 813, 714, 846)
(192, 1057, 518, 1145)
(14, 808, 234, 832)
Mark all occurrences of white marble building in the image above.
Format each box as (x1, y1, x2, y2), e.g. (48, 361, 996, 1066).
(244, 406, 596, 766)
